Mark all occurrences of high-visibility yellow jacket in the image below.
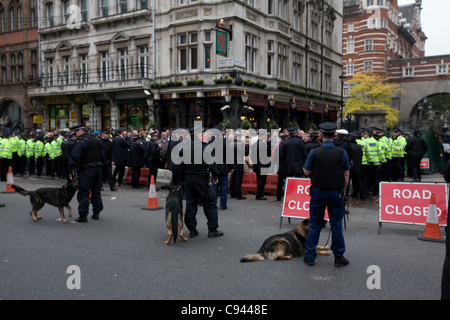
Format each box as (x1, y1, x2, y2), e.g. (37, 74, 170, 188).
(392, 136, 406, 158)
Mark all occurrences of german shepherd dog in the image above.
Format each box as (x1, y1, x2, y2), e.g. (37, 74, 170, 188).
(240, 218, 331, 262)
(165, 185, 188, 245)
(12, 178, 79, 224)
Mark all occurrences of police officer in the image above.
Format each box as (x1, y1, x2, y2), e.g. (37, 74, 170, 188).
(176, 127, 223, 239)
(391, 128, 407, 181)
(303, 122, 350, 267)
(281, 127, 308, 177)
(69, 125, 104, 222)
(406, 128, 428, 182)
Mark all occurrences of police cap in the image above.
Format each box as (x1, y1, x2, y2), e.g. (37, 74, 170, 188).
(352, 130, 362, 136)
(336, 129, 349, 135)
(319, 122, 338, 133)
(310, 132, 319, 138)
(349, 132, 358, 139)
(287, 127, 298, 134)
(393, 128, 402, 133)
(412, 128, 421, 135)
(71, 125, 85, 132)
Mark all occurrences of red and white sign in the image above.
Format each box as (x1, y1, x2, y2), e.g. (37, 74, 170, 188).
(281, 178, 329, 221)
(379, 182, 448, 227)
(420, 158, 430, 169)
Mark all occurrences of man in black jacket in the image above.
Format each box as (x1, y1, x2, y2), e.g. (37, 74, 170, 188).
(112, 128, 130, 187)
(406, 128, 428, 182)
(251, 131, 271, 200)
(176, 127, 223, 239)
(281, 127, 308, 177)
(210, 125, 230, 210)
(100, 130, 117, 191)
(127, 136, 145, 189)
(147, 132, 161, 188)
(230, 133, 249, 200)
(349, 133, 363, 200)
(70, 125, 105, 222)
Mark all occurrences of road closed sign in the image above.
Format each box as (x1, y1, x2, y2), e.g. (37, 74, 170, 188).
(281, 178, 329, 227)
(379, 182, 448, 227)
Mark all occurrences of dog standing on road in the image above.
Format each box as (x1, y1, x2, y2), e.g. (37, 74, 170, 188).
(12, 178, 79, 224)
(240, 218, 331, 262)
(165, 185, 188, 245)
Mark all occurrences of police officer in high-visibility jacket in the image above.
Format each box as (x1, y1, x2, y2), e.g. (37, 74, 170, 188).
(34, 135, 45, 177)
(1, 132, 13, 181)
(26, 133, 36, 176)
(391, 128, 407, 181)
(17, 133, 27, 176)
(303, 122, 350, 268)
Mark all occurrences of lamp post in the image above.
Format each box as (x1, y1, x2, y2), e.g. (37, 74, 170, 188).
(339, 73, 346, 127)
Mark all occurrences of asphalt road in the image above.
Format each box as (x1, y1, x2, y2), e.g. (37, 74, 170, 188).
(0, 175, 446, 300)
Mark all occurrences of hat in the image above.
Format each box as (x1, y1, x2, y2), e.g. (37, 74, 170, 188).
(370, 127, 381, 131)
(133, 135, 140, 140)
(310, 132, 319, 138)
(336, 129, 349, 135)
(349, 132, 358, 138)
(352, 130, 362, 136)
(412, 128, 421, 135)
(93, 131, 99, 134)
(360, 127, 371, 133)
(280, 134, 289, 139)
(214, 124, 223, 131)
(393, 128, 402, 132)
(287, 127, 298, 134)
(319, 122, 338, 133)
(150, 132, 158, 137)
(71, 125, 85, 131)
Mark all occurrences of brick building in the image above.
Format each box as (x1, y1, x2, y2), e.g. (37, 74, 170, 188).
(0, 0, 39, 129)
(343, 0, 427, 94)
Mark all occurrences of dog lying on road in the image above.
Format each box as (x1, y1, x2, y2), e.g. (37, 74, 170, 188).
(240, 218, 331, 262)
(165, 185, 188, 245)
(12, 178, 79, 224)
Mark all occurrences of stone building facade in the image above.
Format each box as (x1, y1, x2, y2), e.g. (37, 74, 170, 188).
(26, 0, 344, 132)
(0, 0, 39, 130)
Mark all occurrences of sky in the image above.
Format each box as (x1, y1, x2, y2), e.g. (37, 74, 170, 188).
(397, 0, 450, 56)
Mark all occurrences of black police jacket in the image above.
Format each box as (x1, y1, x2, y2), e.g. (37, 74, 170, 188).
(406, 136, 428, 158)
(280, 136, 308, 175)
(176, 140, 219, 182)
(69, 133, 104, 168)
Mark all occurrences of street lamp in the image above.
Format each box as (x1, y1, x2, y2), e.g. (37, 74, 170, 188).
(268, 94, 276, 107)
(224, 89, 232, 104)
(241, 90, 249, 105)
(339, 73, 347, 127)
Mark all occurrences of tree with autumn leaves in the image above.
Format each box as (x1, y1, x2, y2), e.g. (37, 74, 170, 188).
(344, 73, 403, 130)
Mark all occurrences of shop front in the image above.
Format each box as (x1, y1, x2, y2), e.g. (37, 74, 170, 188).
(117, 101, 149, 131)
(44, 97, 86, 131)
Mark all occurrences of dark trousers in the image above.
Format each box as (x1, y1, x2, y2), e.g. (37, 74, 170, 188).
(113, 164, 126, 185)
(442, 198, 450, 300)
(361, 165, 371, 199)
(350, 172, 363, 199)
(131, 166, 142, 187)
(277, 173, 287, 200)
(12, 152, 19, 174)
(170, 170, 180, 186)
(19, 156, 26, 176)
(391, 157, 405, 181)
(62, 158, 69, 179)
(305, 188, 345, 262)
(28, 156, 35, 175)
(369, 163, 379, 195)
(35, 157, 44, 177)
(255, 172, 267, 198)
(102, 164, 115, 190)
(45, 156, 53, 177)
(212, 173, 229, 207)
(379, 160, 391, 182)
(52, 156, 61, 178)
(184, 175, 219, 232)
(408, 156, 423, 181)
(230, 171, 243, 198)
(0, 158, 11, 181)
(77, 166, 103, 217)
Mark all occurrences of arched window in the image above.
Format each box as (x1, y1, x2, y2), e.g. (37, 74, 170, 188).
(17, 6, 22, 29)
(0, 10, 5, 33)
(10, 7, 15, 31)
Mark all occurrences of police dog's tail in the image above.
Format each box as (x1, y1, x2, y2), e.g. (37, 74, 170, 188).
(240, 253, 265, 263)
(11, 185, 32, 196)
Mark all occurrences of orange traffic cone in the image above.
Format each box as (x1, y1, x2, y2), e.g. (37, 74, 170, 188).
(418, 193, 446, 243)
(2, 167, 16, 194)
(142, 175, 163, 211)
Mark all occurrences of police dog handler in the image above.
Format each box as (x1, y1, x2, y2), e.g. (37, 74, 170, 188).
(303, 122, 350, 267)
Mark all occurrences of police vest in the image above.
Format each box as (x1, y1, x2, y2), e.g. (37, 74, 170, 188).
(80, 136, 101, 165)
(310, 146, 345, 191)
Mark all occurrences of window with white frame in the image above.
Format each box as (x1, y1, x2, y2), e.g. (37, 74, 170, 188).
(278, 0, 287, 20)
(292, 52, 302, 85)
(310, 11, 319, 40)
(47, 58, 54, 86)
(100, 0, 108, 17)
(268, 0, 274, 15)
(346, 61, 354, 75)
(204, 31, 212, 70)
(80, 54, 88, 83)
(310, 59, 319, 89)
(63, 56, 71, 85)
(293, 1, 302, 32)
(138, 46, 149, 78)
(178, 32, 198, 72)
(347, 38, 354, 53)
(267, 41, 274, 77)
(47, 3, 54, 27)
(365, 39, 373, 51)
(100, 51, 110, 82)
(404, 67, 413, 77)
(364, 60, 373, 72)
(277, 43, 287, 79)
(348, 22, 354, 32)
(324, 65, 332, 92)
(119, 0, 127, 13)
(245, 34, 257, 73)
(119, 49, 128, 80)
(179, 0, 198, 5)
(438, 64, 448, 75)
(79, 0, 87, 21)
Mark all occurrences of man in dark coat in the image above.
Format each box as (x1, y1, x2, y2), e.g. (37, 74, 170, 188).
(69, 125, 105, 222)
(251, 131, 271, 200)
(147, 132, 161, 187)
(111, 128, 130, 187)
(230, 133, 249, 200)
(127, 135, 145, 189)
(167, 129, 183, 186)
(405, 128, 428, 182)
(210, 125, 230, 209)
(349, 132, 363, 200)
(100, 130, 117, 191)
(280, 127, 308, 177)
(304, 132, 321, 155)
(276, 134, 288, 201)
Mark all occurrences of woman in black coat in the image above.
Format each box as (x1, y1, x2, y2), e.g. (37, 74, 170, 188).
(127, 136, 145, 189)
